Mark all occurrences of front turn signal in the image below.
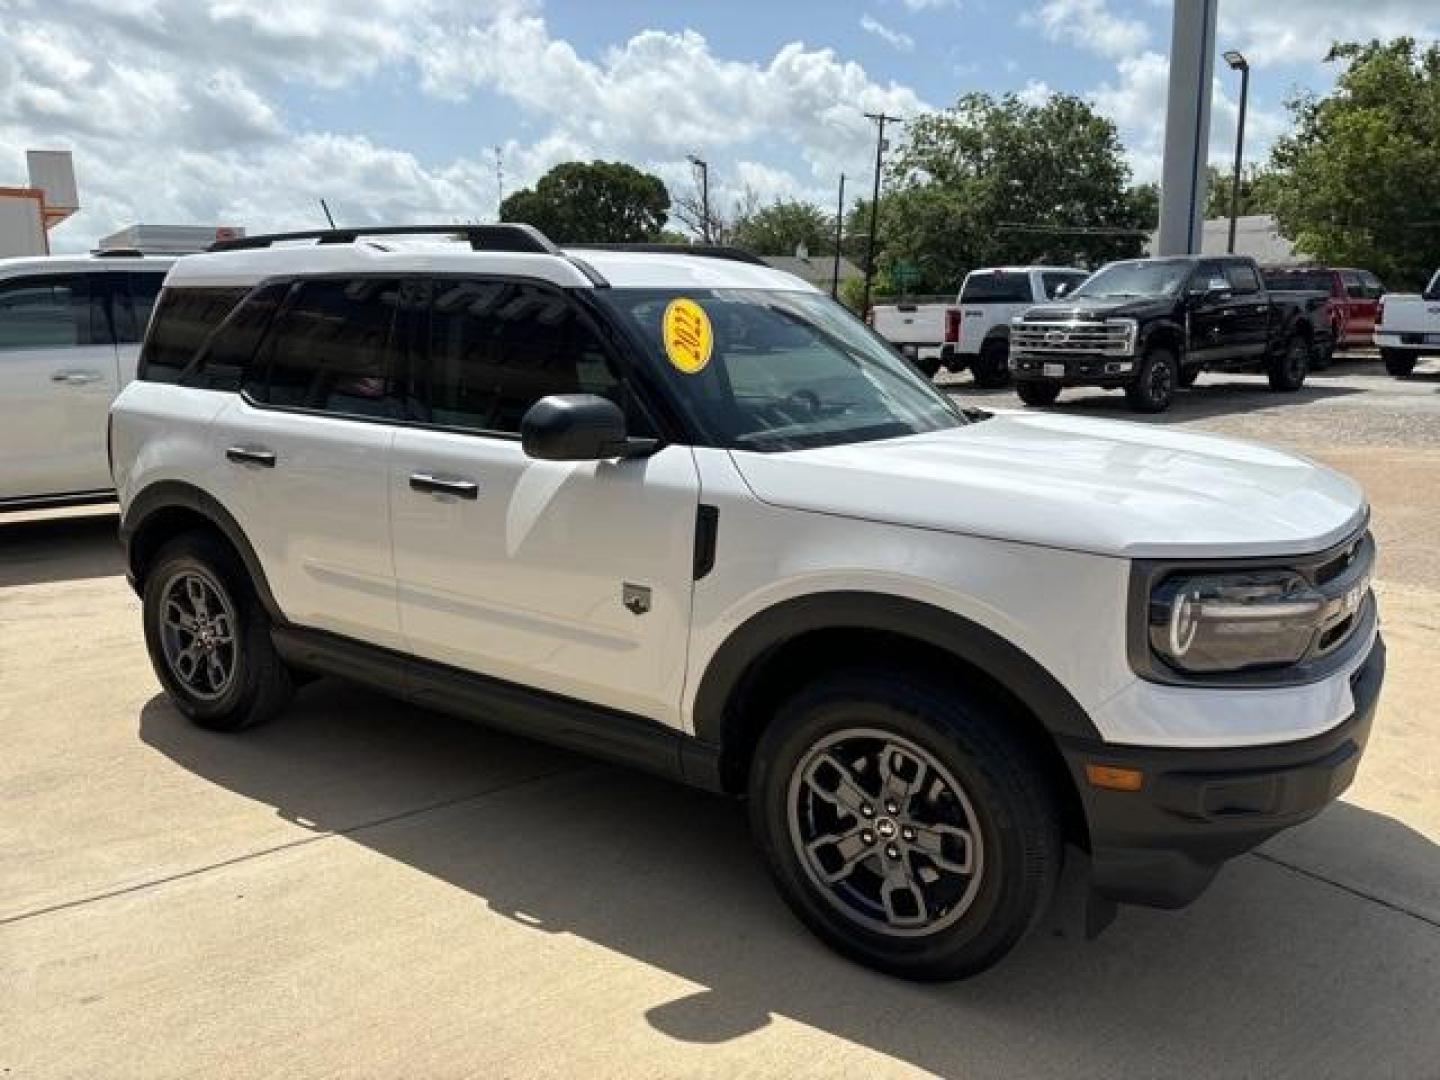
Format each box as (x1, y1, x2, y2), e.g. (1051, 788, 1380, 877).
(1085, 764, 1144, 792)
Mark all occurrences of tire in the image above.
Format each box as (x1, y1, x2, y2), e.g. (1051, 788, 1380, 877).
(1177, 365, 1200, 388)
(142, 530, 293, 732)
(1383, 349, 1417, 378)
(1268, 334, 1309, 392)
(913, 356, 942, 380)
(1124, 347, 1177, 413)
(748, 669, 1061, 982)
(1311, 337, 1333, 371)
(972, 340, 1011, 389)
(1015, 381, 1061, 407)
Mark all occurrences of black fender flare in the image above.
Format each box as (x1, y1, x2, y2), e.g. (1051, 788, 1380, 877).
(120, 480, 285, 623)
(1138, 318, 1185, 359)
(690, 591, 1101, 748)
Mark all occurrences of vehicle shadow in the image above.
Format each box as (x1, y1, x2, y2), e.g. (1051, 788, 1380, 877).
(139, 681, 1440, 1077)
(0, 509, 124, 589)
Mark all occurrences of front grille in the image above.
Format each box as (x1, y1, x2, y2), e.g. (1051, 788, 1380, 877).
(1013, 319, 1136, 356)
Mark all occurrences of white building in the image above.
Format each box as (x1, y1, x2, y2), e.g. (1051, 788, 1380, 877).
(0, 151, 79, 257)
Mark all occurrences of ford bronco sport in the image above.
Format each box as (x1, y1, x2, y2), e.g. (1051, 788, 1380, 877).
(110, 225, 1383, 980)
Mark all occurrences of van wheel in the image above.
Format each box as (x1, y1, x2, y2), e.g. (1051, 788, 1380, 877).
(1268, 334, 1309, 391)
(972, 340, 1011, 389)
(142, 531, 293, 732)
(1383, 349, 1416, 378)
(1125, 347, 1177, 412)
(1016, 381, 1061, 407)
(748, 670, 1061, 981)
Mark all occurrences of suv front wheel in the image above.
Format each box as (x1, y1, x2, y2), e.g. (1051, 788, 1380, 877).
(1125, 347, 1177, 412)
(749, 670, 1061, 981)
(142, 531, 293, 732)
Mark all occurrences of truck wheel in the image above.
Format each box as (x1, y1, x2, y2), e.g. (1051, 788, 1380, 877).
(1016, 381, 1061, 407)
(142, 531, 293, 732)
(972, 340, 1011, 389)
(1268, 335, 1309, 392)
(1177, 365, 1200, 388)
(1383, 349, 1417, 378)
(1125, 348, 1177, 413)
(913, 356, 942, 380)
(748, 670, 1061, 981)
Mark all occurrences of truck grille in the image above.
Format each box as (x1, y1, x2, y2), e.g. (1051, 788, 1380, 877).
(1012, 319, 1136, 356)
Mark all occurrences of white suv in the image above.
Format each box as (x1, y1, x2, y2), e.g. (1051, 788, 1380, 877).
(110, 225, 1384, 980)
(0, 252, 174, 509)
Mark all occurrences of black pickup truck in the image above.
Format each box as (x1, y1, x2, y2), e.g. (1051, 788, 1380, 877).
(1009, 254, 1332, 412)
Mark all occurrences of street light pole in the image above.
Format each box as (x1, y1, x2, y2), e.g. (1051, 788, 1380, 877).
(1223, 50, 1250, 255)
(687, 154, 710, 243)
(831, 173, 845, 299)
(861, 112, 901, 316)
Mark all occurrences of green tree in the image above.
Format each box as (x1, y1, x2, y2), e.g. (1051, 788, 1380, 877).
(732, 198, 833, 255)
(870, 92, 1149, 293)
(1128, 181, 1160, 232)
(1203, 164, 1284, 220)
(499, 160, 670, 243)
(1267, 38, 1440, 288)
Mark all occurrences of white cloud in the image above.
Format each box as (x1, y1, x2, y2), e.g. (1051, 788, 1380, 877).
(0, 1, 926, 249)
(1017, 78, 1052, 106)
(859, 14, 915, 53)
(1218, 0, 1440, 67)
(1025, 0, 1150, 60)
(897, 0, 960, 11)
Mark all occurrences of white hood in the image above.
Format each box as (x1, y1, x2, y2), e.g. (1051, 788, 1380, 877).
(729, 412, 1367, 559)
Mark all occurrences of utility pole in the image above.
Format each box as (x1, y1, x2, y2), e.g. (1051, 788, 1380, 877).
(494, 146, 504, 214)
(861, 112, 901, 315)
(1223, 50, 1250, 254)
(831, 173, 846, 299)
(687, 154, 710, 242)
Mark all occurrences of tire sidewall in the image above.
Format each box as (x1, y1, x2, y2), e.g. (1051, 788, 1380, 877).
(749, 676, 1055, 979)
(1130, 348, 1176, 412)
(974, 340, 1012, 389)
(142, 536, 269, 727)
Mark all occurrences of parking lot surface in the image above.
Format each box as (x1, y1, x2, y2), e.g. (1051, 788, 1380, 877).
(4, 355, 1439, 1078)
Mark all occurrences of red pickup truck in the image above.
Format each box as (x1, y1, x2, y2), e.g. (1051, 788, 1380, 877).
(1261, 266, 1386, 358)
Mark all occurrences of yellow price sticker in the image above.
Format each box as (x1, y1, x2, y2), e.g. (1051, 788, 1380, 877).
(662, 298, 713, 374)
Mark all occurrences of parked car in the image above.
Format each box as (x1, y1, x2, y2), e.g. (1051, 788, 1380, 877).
(942, 266, 1090, 388)
(1260, 265, 1386, 357)
(1011, 255, 1328, 412)
(112, 224, 1382, 981)
(868, 296, 950, 374)
(0, 252, 174, 510)
(1373, 269, 1440, 376)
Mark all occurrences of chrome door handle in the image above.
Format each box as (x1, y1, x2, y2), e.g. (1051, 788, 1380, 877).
(226, 446, 277, 468)
(51, 370, 102, 384)
(409, 473, 479, 500)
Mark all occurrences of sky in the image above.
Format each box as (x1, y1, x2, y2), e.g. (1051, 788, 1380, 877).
(3, 0, 1438, 252)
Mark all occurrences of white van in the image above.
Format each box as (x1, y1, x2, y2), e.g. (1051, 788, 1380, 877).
(0, 253, 174, 509)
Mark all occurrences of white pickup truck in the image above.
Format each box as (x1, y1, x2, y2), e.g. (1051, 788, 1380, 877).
(1374, 270, 1440, 377)
(870, 267, 1089, 387)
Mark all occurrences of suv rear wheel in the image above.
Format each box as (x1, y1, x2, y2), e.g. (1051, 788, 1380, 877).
(748, 670, 1061, 981)
(1125, 347, 1177, 412)
(142, 531, 293, 732)
(972, 340, 1011, 389)
(1016, 381, 1061, 407)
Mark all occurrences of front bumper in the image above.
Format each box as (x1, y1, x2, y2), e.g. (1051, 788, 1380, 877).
(1059, 634, 1385, 909)
(1012, 352, 1135, 386)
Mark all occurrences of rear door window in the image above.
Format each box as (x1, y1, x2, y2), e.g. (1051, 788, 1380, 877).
(183, 284, 288, 392)
(1041, 272, 1086, 300)
(1261, 269, 1331, 293)
(252, 277, 409, 418)
(425, 278, 621, 434)
(139, 286, 251, 382)
(0, 275, 87, 350)
(1224, 263, 1261, 294)
(960, 273, 1031, 304)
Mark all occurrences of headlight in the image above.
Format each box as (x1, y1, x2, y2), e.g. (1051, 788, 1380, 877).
(1148, 571, 1326, 674)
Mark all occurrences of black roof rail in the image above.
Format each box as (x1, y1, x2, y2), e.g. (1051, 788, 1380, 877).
(91, 248, 146, 258)
(566, 243, 769, 267)
(207, 223, 558, 255)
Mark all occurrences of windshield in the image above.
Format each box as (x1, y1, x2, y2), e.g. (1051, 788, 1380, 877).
(1072, 259, 1192, 299)
(598, 288, 968, 452)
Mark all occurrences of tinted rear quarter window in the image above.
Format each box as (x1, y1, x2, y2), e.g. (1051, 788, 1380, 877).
(113, 271, 167, 344)
(252, 277, 408, 418)
(960, 273, 1031, 304)
(427, 279, 620, 434)
(140, 286, 251, 382)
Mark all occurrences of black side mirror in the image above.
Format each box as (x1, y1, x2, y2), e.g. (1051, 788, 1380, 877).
(521, 394, 658, 461)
